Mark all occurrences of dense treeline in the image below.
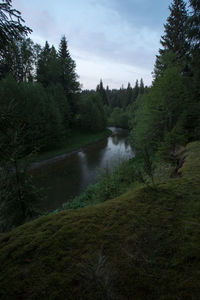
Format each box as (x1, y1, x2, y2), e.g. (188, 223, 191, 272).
(83, 0, 200, 143)
(0, 35, 107, 151)
(0, 0, 200, 232)
(130, 0, 200, 163)
(82, 78, 147, 129)
(0, 0, 107, 231)
(86, 0, 200, 151)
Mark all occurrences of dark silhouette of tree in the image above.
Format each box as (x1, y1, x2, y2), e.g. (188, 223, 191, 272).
(154, 0, 188, 79)
(96, 79, 109, 106)
(139, 78, 145, 94)
(0, 0, 31, 53)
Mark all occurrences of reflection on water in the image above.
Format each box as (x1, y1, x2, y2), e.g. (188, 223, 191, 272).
(34, 127, 134, 211)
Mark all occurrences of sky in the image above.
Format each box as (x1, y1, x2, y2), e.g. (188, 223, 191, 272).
(12, 0, 173, 90)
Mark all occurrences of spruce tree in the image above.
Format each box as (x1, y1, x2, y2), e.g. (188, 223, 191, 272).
(186, 0, 200, 140)
(139, 78, 145, 94)
(58, 36, 80, 96)
(126, 82, 132, 106)
(37, 41, 51, 87)
(58, 36, 80, 120)
(96, 79, 109, 106)
(132, 79, 139, 101)
(154, 0, 188, 79)
(189, 0, 200, 49)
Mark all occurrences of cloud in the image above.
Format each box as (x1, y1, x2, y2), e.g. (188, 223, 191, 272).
(74, 51, 152, 90)
(100, 0, 172, 29)
(12, 0, 60, 45)
(11, 0, 169, 89)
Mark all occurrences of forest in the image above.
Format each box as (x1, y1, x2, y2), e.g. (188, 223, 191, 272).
(0, 0, 200, 299)
(0, 0, 199, 231)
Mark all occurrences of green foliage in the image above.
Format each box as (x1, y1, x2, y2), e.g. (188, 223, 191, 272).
(157, 117, 188, 163)
(58, 36, 80, 96)
(37, 42, 60, 87)
(36, 37, 80, 125)
(130, 65, 188, 155)
(1, 142, 200, 299)
(153, 0, 188, 80)
(108, 107, 129, 128)
(62, 158, 139, 210)
(96, 79, 109, 106)
(46, 83, 71, 132)
(0, 37, 36, 81)
(58, 36, 80, 121)
(78, 93, 107, 132)
(0, 160, 42, 232)
(94, 78, 146, 111)
(0, 76, 65, 151)
(0, 98, 42, 232)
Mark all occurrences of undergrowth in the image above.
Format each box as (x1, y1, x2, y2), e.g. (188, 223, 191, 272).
(62, 158, 140, 210)
(0, 141, 200, 299)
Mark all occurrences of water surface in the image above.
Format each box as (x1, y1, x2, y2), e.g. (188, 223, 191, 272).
(33, 127, 134, 211)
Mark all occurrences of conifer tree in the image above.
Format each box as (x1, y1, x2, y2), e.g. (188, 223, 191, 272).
(126, 82, 132, 106)
(58, 36, 80, 95)
(185, 0, 200, 140)
(37, 41, 51, 87)
(132, 79, 139, 101)
(139, 78, 145, 94)
(154, 0, 188, 79)
(58, 36, 80, 121)
(96, 79, 109, 105)
(189, 0, 200, 49)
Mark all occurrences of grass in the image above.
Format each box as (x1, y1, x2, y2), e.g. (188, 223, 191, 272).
(34, 128, 112, 162)
(0, 141, 200, 299)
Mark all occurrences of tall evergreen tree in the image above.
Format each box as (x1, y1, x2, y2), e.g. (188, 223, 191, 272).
(154, 0, 188, 79)
(126, 82, 132, 106)
(185, 0, 200, 140)
(139, 78, 145, 94)
(58, 36, 80, 120)
(37, 41, 51, 87)
(37, 43, 62, 87)
(96, 79, 109, 106)
(132, 79, 139, 101)
(58, 36, 80, 95)
(188, 0, 200, 49)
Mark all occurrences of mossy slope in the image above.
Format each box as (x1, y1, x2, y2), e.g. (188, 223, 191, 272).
(0, 142, 200, 300)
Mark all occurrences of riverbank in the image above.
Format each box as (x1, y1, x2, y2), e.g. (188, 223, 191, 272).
(32, 128, 112, 167)
(1, 141, 200, 299)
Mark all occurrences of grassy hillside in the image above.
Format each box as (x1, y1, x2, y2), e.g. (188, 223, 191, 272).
(0, 142, 200, 300)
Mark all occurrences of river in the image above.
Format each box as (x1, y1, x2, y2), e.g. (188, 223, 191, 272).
(33, 127, 134, 211)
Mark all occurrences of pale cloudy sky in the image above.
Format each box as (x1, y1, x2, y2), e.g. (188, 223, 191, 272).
(12, 0, 172, 89)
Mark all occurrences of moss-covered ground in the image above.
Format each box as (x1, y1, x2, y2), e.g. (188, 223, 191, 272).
(0, 141, 200, 299)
